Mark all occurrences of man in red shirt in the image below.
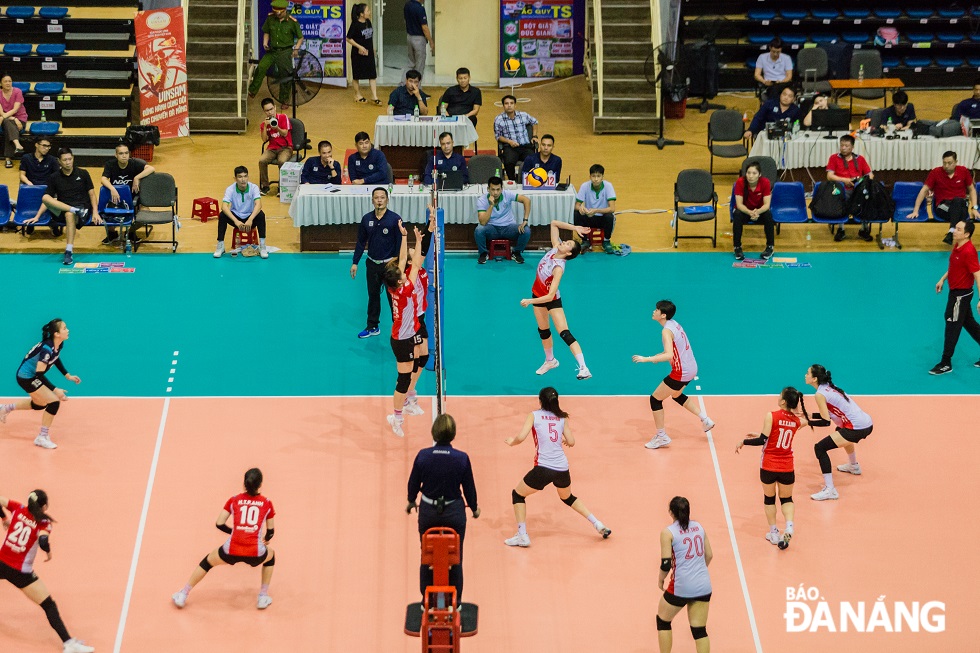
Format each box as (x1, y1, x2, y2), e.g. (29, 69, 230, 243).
(907, 151, 980, 245)
(257, 97, 293, 194)
(930, 219, 980, 375)
(825, 134, 873, 242)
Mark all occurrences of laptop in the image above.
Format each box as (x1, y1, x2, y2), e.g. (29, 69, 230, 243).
(809, 108, 852, 134)
(438, 169, 466, 192)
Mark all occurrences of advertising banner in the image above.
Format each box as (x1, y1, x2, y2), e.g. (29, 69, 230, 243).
(135, 8, 189, 138)
(257, 0, 347, 87)
(499, 0, 585, 85)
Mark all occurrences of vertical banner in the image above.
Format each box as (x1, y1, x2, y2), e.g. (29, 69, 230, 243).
(135, 8, 189, 138)
(257, 0, 347, 87)
(499, 0, 585, 85)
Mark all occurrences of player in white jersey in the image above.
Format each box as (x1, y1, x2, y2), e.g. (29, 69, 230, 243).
(632, 300, 714, 449)
(502, 387, 611, 547)
(657, 496, 712, 653)
(520, 219, 594, 380)
(804, 364, 874, 501)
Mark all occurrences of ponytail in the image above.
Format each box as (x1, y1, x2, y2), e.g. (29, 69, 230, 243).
(243, 468, 263, 496)
(783, 386, 814, 433)
(538, 386, 568, 419)
(28, 490, 54, 523)
(669, 496, 691, 530)
(41, 319, 64, 342)
(810, 364, 848, 401)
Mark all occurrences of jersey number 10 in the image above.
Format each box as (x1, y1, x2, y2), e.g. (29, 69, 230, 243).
(238, 505, 261, 526)
(775, 427, 794, 450)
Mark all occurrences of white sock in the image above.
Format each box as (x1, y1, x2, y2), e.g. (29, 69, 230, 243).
(216, 241, 224, 249)
(699, 410, 707, 420)
(407, 389, 417, 401)
(786, 521, 794, 532)
(65, 244, 73, 252)
(769, 525, 779, 534)
(574, 353, 586, 368)
(544, 347, 554, 361)
(517, 522, 527, 537)
(259, 238, 266, 246)
(657, 428, 667, 437)
(587, 514, 598, 527)
(822, 473, 834, 489)
(848, 453, 857, 465)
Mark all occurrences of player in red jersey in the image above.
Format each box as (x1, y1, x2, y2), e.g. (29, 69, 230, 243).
(736, 387, 812, 550)
(520, 219, 594, 380)
(0, 490, 95, 653)
(383, 223, 424, 437)
(401, 207, 438, 417)
(172, 468, 276, 610)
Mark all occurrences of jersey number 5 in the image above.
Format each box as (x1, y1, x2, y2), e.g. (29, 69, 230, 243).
(683, 535, 704, 559)
(548, 423, 560, 443)
(239, 505, 260, 526)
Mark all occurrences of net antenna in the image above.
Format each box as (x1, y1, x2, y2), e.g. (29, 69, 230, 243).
(429, 127, 447, 416)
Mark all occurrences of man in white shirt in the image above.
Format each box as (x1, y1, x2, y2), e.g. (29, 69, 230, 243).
(574, 164, 616, 253)
(754, 38, 793, 99)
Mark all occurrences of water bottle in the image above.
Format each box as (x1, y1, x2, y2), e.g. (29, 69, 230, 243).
(387, 104, 394, 117)
(792, 120, 800, 137)
(342, 166, 350, 184)
(440, 102, 448, 118)
(886, 116, 894, 135)
(805, 229, 812, 245)
(858, 64, 864, 82)
(413, 105, 419, 122)
(41, 109, 46, 122)
(408, 174, 414, 190)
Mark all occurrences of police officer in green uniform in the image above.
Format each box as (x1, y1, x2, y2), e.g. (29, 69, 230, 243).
(248, 0, 304, 104)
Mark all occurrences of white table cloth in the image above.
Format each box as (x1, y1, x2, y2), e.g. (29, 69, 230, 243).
(373, 115, 479, 147)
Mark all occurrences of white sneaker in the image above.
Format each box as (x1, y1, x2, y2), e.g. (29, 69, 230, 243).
(644, 433, 671, 449)
(810, 486, 839, 501)
(765, 530, 781, 545)
(535, 358, 559, 375)
(402, 399, 424, 416)
(63, 639, 95, 653)
(504, 533, 530, 547)
(0, 406, 9, 423)
(257, 594, 273, 609)
(213, 243, 224, 258)
(837, 462, 862, 475)
(701, 416, 715, 432)
(259, 245, 268, 259)
(387, 414, 404, 437)
(172, 590, 187, 608)
(34, 434, 57, 449)
(575, 365, 592, 380)
(595, 521, 612, 539)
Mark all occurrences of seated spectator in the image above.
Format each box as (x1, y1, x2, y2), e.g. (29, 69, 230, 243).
(347, 131, 389, 185)
(573, 163, 616, 253)
(826, 134, 874, 242)
(746, 86, 800, 139)
(423, 132, 468, 186)
(101, 142, 155, 244)
(521, 134, 562, 187)
(301, 140, 342, 184)
(258, 97, 293, 194)
(215, 166, 267, 259)
(20, 137, 57, 186)
(952, 79, 980, 121)
(906, 151, 980, 245)
(802, 92, 832, 127)
(474, 176, 531, 265)
(388, 69, 429, 116)
(754, 39, 793, 99)
(494, 94, 538, 181)
(0, 74, 26, 168)
(877, 90, 916, 130)
(31, 147, 103, 266)
(438, 67, 481, 126)
(732, 161, 774, 261)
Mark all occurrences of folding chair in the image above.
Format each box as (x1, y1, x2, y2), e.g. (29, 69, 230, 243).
(467, 155, 503, 185)
(133, 173, 179, 252)
(673, 169, 717, 248)
(707, 110, 748, 175)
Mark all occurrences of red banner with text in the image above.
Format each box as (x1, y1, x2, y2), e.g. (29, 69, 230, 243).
(135, 8, 189, 138)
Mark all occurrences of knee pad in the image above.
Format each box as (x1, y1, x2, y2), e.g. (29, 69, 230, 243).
(814, 437, 835, 455)
(396, 371, 412, 394)
(650, 396, 664, 412)
(562, 494, 577, 507)
(199, 556, 213, 572)
(559, 330, 576, 346)
(780, 496, 793, 504)
(763, 494, 776, 506)
(417, 354, 429, 369)
(263, 554, 276, 567)
(673, 393, 689, 406)
(538, 328, 552, 340)
(656, 616, 672, 631)
(30, 401, 44, 411)
(511, 489, 526, 504)
(44, 401, 59, 416)
(691, 626, 708, 640)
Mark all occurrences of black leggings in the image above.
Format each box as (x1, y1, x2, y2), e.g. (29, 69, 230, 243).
(217, 210, 266, 241)
(574, 212, 615, 239)
(732, 209, 774, 248)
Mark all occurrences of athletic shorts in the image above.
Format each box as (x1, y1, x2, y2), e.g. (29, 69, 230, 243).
(16, 376, 42, 394)
(838, 425, 873, 443)
(663, 590, 712, 607)
(760, 469, 795, 485)
(523, 465, 571, 490)
(533, 294, 563, 311)
(218, 545, 269, 567)
(0, 561, 39, 589)
(48, 207, 90, 228)
(662, 375, 688, 392)
(416, 319, 428, 340)
(390, 334, 421, 363)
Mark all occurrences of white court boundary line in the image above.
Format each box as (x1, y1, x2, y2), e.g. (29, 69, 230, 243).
(25, 393, 980, 400)
(698, 394, 764, 653)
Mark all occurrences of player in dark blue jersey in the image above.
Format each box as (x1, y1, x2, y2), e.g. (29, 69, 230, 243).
(0, 319, 81, 449)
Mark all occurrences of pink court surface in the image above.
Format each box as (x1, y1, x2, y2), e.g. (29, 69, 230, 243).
(0, 395, 975, 652)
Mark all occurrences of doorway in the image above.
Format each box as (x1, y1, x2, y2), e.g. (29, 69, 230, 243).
(375, 0, 435, 85)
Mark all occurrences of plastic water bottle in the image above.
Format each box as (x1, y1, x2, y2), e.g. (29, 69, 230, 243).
(413, 105, 419, 122)
(440, 102, 448, 117)
(41, 109, 46, 122)
(342, 166, 349, 184)
(858, 64, 864, 82)
(387, 104, 394, 117)
(886, 116, 894, 135)
(792, 120, 800, 137)
(408, 174, 414, 190)
(806, 229, 812, 246)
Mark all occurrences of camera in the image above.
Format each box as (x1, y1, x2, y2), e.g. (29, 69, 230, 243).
(269, 117, 278, 128)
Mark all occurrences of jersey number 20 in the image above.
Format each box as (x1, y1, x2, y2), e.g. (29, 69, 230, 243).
(683, 535, 704, 559)
(6, 521, 32, 547)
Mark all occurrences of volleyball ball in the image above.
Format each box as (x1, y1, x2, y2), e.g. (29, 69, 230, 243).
(504, 57, 522, 74)
(525, 167, 548, 187)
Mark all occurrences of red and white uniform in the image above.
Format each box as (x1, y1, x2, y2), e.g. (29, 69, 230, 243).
(0, 501, 50, 573)
(389, 280, 419, 340)
(664, 319, 697, 382)
(531, 248, 566, 299)
(666, 520, 711, 598)
(760, 409, 800, 473)
(222, 493, 275, 558)
(413, 264, 429, 318)
(817, 383, 872, 430)
(530, 409, 569, 471)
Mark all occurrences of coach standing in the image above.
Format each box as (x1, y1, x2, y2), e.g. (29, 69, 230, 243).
(407, 414, 479, 604)
(930, 219, 980, 375)
(350, 187, 402, 339)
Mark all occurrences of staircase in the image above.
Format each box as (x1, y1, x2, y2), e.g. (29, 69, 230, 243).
(186, 0, 247, 133)
(589, 0, 657, 133)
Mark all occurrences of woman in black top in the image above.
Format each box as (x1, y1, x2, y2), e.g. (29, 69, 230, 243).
(346, 3, 380, 105)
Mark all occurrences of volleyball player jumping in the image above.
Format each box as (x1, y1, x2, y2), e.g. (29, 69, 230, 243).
(384, 223, 423, 437)
(401, 207, 437, 417)
(520, 219, 594, 380)
(0, 490, 95, 653)
(632, 300, 714, 449)
(735, 387, 810, 549)
(172, 468, 276, 609)
(1, 319, 81, 450)
(503, 387, 611, 547)
(804, 364, 873, 501)
(657, 496, 712, 653)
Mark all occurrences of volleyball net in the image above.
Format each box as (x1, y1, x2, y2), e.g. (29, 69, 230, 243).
(426, 136, 447, 417)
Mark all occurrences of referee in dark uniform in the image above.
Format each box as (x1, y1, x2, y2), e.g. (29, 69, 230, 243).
(930, 218, 980, 374)
(407, 413, 479, 603)
(350, 187, 402, 339)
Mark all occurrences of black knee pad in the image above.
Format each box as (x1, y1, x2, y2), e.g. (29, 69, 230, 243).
(562, 494, 577, 507)
(30, 401, 44, 411)
(417, 354, 429, 369)
(673, 393, 688, 406)
(814, 437, 835, 456)
(263, 555, 276, 567)
(650, 396, 664, 411)
(199, 556, 213, 572)
(559, 329, 576, 346)
(763, 494, 776, 505)
(511, 489, 526, 504)
(44, 401, 59, 416)
(396, 371, 412, 394)
(780, 496, 793, 504)
(656, 616, 672, 631)
(691, 626, 708, 640)
(538, 328, 552, 340)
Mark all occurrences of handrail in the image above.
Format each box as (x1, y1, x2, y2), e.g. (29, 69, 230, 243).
(594, 0, 604, 117)
(650, 0, 662, 119)
(235, 0, 246, 118)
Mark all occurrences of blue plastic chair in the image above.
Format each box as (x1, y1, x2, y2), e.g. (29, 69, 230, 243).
(841, 32, 870, 44)
(745, 57, 757, 69)
(13, 184, 50, 229)
(907, 32, 934, 43)
(873, 8, 901, 19)
(938, 8, 965, 19)
(812, 8, 838, 19)
(5, 6, 36, 19)
(936, 56, 964, 68)
(747, 9, 776, 21)
(882, 56, 900, 69)
(810, 33, 838, 44)
(35, 44, 65, 57)
(771, 182, 810, 226)
(29, 122, 59, 136)
(747, 33, 775, 45)
(937, 33, 964, 43)
(891, 182, 927, 249)
(904, 56, 933, 68)
(34, 82, 64, 94)
(970, 34, 980, 43)
(907, 9, 933, 19)
(781, 34, 807, 45)
(968, 57, 980, 68)
(97, 185, 135, 247)
(38, 7, 69, 19)
(3, 44, 33, 56)
(780, 9, 807, 20)
(842, 9, 870, 19)
(0, 185, 10, 226)
(12, 81, 31, 94)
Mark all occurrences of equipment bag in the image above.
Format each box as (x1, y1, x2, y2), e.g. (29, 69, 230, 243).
(809, 181, 847, 219)
(847, 177, 895, 222)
